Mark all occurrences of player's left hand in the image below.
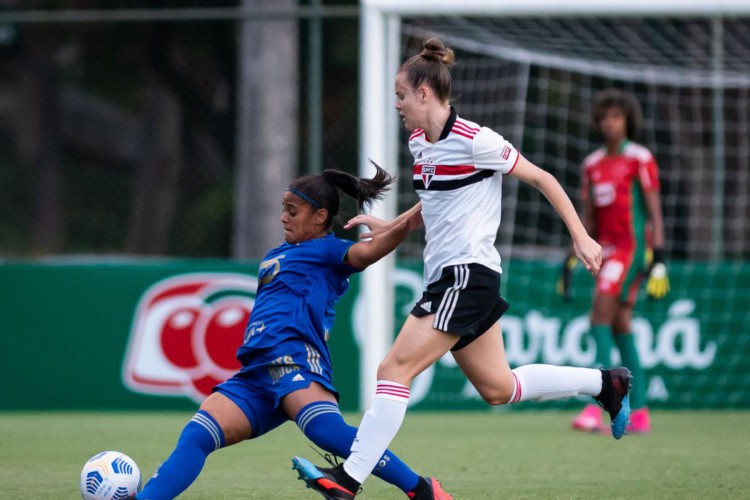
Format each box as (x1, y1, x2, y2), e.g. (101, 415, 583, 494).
(345, 214, 387, 239)
(646, 249, 670, 299)
(573, 234, 602, 275)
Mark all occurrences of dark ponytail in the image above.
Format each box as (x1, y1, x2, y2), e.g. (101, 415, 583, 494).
(287, 161, 395, 231)
(323, 161, 394, 212)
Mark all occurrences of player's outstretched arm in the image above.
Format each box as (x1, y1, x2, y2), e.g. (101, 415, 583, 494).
(510, 155, 601, 274)
(344, 208, 423, 270)
(344, 202, 421, 239)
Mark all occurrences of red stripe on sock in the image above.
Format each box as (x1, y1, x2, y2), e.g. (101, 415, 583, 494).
(375, 383, 410, 398)
(511, 372, 522, 403)
(376, 389, 410, 399)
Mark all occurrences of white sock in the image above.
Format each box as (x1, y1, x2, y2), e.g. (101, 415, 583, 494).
(510, 364, 602, 402)
(344, 380, 409, 484)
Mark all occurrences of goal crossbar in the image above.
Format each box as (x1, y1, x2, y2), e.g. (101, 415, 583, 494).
(363, 0, 750, 17)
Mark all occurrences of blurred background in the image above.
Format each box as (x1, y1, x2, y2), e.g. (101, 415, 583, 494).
(1, 1, 749, 262)
(2, 3, 749, 498)
(0, 1, 748, 414)
(0, 0, 360, 260)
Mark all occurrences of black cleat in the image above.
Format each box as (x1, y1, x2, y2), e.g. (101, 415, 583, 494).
(407, 476, 453, 499)
(594, 367, 632, 439)
(292, 456, 358, 499)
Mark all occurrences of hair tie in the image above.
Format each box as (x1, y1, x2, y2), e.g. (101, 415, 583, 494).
(286, 188, 321, 208)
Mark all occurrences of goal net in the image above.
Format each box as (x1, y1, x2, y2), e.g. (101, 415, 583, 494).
(396, 16, 750, 262)
(357, 1, 750, 410)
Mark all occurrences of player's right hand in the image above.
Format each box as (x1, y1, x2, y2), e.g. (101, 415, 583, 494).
(646, 263, 669, 299)
(556, 253, 578, 302)
(645, 248, 670, 300)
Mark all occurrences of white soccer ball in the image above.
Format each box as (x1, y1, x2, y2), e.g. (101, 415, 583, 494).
(80, 451, 142, 500)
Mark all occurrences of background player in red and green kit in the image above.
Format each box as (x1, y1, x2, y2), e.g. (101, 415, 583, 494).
(567, 89, 670, 435)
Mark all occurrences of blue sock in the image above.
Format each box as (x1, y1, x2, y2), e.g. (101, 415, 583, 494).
(136, 410, 225, 500)
(295, 401, 420, 493)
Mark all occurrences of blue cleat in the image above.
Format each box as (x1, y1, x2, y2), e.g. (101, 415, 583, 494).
(292, 456, 358, 499)
(610, 394, 631, 439)
(594, 367, 632, 439)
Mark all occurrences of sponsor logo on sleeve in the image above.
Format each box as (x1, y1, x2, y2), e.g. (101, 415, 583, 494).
(501, 145, 512, 160)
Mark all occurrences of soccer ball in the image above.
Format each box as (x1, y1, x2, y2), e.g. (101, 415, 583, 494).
(80, 451, 142, 500)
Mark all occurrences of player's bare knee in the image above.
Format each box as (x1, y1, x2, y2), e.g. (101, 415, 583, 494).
(376, 357, 413, 385)
(376, 360, 402, 382)
(475, 383, 514, 405)
(482, 389, 513, 406)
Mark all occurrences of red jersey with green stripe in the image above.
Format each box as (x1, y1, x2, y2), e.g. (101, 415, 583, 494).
(582, 140, 660, 253)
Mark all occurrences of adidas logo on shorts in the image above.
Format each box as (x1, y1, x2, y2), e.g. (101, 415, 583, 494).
(420, 301, 432, 312)
(292, 373, 305, 382)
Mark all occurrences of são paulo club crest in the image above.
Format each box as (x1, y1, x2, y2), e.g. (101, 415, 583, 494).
(122, 273, 257, 403)
(421, 165, 436, 188)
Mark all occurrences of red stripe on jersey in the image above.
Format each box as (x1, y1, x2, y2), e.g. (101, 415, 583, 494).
(413, 164, 476, 175)
(455, 119, 480, 133)
(409, 129, 425, 141)
(506, 154, 520, 174)
(452, 123, 479, 138)
(450, 128, 476, 140)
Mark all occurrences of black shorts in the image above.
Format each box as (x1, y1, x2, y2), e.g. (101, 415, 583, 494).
(410, 263, 509, 351)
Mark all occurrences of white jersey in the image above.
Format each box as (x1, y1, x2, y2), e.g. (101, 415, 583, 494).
(409, 109, 519, 285)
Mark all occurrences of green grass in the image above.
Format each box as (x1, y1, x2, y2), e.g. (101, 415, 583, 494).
(1, 410, 748, 499)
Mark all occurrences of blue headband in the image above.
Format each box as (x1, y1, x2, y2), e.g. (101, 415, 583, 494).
(286, 188, 321, 208)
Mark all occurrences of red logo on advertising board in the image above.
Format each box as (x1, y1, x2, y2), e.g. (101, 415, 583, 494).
(122, 273, 257, 403)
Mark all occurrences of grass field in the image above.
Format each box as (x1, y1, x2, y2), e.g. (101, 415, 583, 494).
(1, 410, 748, 499)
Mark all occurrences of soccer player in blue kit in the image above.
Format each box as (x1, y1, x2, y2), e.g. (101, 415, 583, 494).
(129, 165, 452, 499)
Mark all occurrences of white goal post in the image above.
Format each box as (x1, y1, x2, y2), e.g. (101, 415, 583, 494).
(357, 0, 750, 410)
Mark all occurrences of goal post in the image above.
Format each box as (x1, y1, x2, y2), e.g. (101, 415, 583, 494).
(358, 0, 750, 410)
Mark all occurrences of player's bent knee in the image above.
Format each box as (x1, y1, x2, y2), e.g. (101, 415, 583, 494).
(475, 385, 513, 406)
(482, 391, 513, 406)
(376, 362, 415, 386)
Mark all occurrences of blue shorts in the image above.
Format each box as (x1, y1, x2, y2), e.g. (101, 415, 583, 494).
(213, 341, 338, 439)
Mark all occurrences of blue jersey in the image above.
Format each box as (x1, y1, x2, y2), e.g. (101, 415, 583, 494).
(236, 233, 356, 376)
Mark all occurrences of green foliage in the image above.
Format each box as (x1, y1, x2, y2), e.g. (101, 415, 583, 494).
(64, 159, 131, 252)
(0, 147, 33, 254)
(1, 410, 747, 498)
(171, 184, 233, 256)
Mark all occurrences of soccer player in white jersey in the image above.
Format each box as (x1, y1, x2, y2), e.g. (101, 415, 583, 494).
(293, 38, 632, 499)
